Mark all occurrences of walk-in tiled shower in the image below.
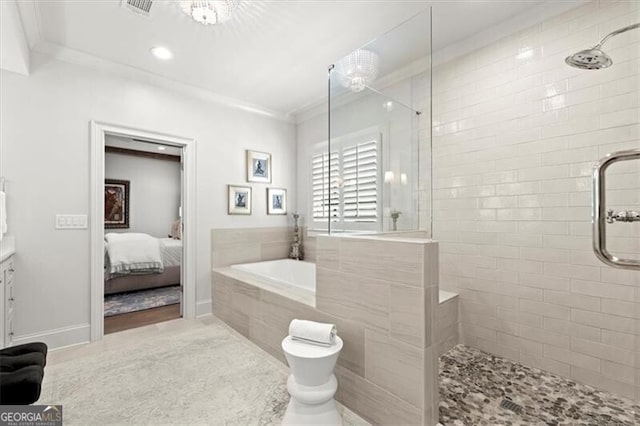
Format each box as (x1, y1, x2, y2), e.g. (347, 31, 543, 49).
(293, 1, 639, 423)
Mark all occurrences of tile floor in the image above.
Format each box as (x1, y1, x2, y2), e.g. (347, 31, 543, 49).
(439, 345, 640, 426)
(38, 316, 367, 425)
(38, 318, 639, 425)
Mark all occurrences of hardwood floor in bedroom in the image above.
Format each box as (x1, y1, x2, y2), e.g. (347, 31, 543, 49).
(104, 304, 181, 334)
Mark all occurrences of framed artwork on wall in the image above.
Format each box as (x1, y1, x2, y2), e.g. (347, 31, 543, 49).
(228, 185, 252, 215)
(105, 179, 130, 228)
(246, 150, 272, 183)
(267, 188, 287, 215)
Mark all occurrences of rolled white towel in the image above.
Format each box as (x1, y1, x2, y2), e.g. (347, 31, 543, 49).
(289, 319, 337, 347)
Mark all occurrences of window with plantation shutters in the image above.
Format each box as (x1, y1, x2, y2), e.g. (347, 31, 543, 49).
(342, 140, 378, 222)
(310, 130, 381, 231)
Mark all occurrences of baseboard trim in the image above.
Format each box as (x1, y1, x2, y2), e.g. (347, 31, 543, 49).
(196, 299, 212, 317)
(11, 323, 90, 350)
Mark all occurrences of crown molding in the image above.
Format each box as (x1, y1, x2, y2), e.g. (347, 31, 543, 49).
(292, 94, 326, 125)
(16, 0, 588, 125)
(32, 40, 294, 122)
(17, 0, 293, 123)
(1, 0, 31, 75)
(15, 0, 42, 49)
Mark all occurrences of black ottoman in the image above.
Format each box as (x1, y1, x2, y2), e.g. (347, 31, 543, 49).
(0, 365, 44, 405)
(0, 342, 48, 405)
(1, 352, 46, 372)
(1, 343, 48, 362)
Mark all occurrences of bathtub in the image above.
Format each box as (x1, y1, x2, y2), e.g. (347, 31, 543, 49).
(231, 259, 316, 292)
(230, 259, 316, 305)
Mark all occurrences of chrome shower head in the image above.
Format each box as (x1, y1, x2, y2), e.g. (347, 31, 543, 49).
(565, 48, 612, 70)
(565, 23, 639, 70)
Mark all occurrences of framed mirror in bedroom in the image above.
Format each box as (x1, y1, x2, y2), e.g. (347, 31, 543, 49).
(105, 179, 130, 229)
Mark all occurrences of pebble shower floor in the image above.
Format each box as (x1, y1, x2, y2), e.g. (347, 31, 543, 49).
(439, 345, 639, 425)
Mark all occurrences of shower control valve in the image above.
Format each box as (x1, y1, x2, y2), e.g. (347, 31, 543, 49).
(606, 209, 640, 224)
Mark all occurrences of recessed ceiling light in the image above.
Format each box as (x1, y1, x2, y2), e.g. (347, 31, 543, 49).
(157, 146, 166, 151)
(150, 46, 173, 60)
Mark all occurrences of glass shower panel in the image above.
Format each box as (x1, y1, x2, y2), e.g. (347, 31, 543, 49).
(327, 85, 420, 233)
(327, 8, 431, 235)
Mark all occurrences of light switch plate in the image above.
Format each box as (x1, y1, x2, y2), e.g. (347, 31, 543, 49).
(55, 214, 88, 229)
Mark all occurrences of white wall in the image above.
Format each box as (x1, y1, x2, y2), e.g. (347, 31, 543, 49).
(432, 0, 639, 400)
(105, 150, 181, 238)
(0, 52, 296, 346)
(0, 0, 29, 76)
(296, 111, 326, 231)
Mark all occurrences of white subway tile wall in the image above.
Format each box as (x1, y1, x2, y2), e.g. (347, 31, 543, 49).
(431, 0, 640, 400)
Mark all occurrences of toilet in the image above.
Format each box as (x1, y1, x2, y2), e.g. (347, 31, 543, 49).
(281, 335, 344, 425)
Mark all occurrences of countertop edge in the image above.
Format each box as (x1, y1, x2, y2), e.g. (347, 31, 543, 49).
(0, 236, 15, 262)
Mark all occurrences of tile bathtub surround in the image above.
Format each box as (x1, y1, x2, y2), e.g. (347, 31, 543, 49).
(302, 229, 430, 264)
(211, 227, 293, 268)
(377, 231, 432, 239)
(439, 344, 640, 426)
(430, 0, 640, 399)
(301, 226, 317, 262)
(212, 235, 441, 425)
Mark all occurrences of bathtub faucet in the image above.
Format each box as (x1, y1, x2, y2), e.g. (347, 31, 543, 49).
(290, 212, 304, 261)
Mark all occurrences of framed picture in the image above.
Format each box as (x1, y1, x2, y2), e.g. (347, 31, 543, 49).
(267, 188, 287, 215)
(228, 185, 252, 215)
(246, 150, 272, 183)
(105, 179, 130, 228)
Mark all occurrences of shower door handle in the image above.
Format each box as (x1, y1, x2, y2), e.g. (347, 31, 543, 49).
(592, 149, 640, 270)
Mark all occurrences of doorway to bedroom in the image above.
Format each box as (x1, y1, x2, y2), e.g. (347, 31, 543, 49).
(90, 121, 196, 342)
(103, 136, 183, 334)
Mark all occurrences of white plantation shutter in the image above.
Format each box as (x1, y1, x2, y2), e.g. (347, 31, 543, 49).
(312, 151, 339, 220)
(329, 152, 340, 222)
(342, 140, 378, 222)
(310, 130, 381, 231)
(311, 154, 325, 219)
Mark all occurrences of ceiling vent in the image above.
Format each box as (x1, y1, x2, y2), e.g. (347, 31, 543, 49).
(121, 0, 153, 16)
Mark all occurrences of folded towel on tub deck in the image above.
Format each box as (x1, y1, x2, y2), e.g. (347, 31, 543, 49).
(289, 319, 337, 346)
(105, 233, 164, 276)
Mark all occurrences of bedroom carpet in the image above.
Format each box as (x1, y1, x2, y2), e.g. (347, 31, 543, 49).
(103, 285, 181, 317)
(38, 316, 368, 425)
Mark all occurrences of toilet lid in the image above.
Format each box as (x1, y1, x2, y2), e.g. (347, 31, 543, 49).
(281, 335, 343, 358)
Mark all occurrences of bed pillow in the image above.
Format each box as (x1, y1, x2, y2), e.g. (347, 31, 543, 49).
(170, 220, 182, 240)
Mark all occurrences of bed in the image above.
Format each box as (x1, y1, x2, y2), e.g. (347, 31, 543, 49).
(104, 233, 182, 295)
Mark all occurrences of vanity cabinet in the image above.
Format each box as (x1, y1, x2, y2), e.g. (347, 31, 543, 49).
(0, 254, 15, 348)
